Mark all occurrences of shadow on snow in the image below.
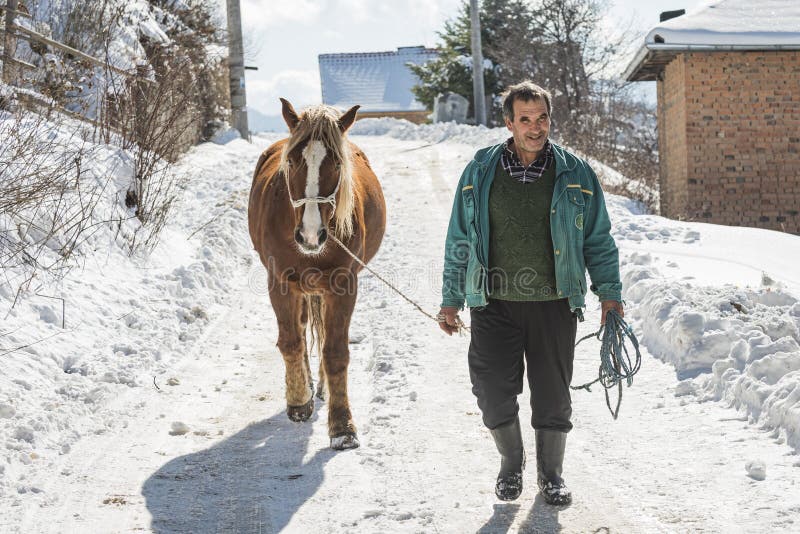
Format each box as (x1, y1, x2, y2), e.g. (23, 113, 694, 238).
(476, 494, 563, 534)
(142, 409, 334, 533)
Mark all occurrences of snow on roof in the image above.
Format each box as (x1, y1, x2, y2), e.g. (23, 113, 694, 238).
(624, 0, 800, 81)
(319, 46, 438, 112)
(646, 0, 800, 47)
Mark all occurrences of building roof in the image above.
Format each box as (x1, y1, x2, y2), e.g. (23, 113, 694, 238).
(319, 46, 438, 112)
(624, 0, 800, 81)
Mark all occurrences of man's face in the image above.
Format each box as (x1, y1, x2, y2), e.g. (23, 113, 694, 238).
(504, 97, 550, 162)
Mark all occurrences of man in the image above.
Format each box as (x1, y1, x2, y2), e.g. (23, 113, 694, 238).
(438, 81, 623, 505)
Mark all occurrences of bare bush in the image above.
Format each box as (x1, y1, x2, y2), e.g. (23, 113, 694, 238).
(521, 0, 658, 210)
(104, 13, 227, 252)
(566, 80, 659, 211)
(119, 1, 228, 252)
(107, 56, 199, 253)
(0, 109, 124, 293)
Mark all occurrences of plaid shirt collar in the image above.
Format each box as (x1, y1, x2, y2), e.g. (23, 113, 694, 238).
(500, 137, 554, 183)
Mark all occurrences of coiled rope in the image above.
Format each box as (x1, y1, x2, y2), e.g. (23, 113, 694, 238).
(570, 309, 641, 419)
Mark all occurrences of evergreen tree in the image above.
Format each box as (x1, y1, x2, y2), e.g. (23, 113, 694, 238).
(411, 0, 618, 132)
(410, 0, 534, 124)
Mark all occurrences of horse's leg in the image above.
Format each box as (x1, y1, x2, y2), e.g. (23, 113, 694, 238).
(322, 287, 358, 449)
(269, 283, 314, 422)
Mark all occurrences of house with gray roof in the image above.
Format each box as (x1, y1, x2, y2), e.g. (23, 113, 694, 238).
(318, 46, 438, 124)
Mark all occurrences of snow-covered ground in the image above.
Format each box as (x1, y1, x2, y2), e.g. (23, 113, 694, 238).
(2, 117, 800, 532)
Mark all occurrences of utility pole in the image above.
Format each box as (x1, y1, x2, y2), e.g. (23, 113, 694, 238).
(469, 0, 486, 126)
(2, 0, 19, 84)
(226, 0, 249, 140)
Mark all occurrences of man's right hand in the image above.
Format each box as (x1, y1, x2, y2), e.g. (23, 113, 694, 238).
(437, 306, 461, 336)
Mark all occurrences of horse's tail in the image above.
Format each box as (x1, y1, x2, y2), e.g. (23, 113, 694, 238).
(306, 294, 325, 360)
(306, 294, 326, 398)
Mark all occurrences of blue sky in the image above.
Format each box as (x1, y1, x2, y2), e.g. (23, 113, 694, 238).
(239, 0, 709, 116)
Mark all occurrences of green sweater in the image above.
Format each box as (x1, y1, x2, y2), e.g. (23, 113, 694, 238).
(487, 160, 559, 301)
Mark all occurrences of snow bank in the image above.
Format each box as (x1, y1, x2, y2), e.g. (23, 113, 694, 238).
(209, 127, 241, 145)
(621, 251, 800, 450)
(0, 107, 282, 496)
(350, 117, 508, 147)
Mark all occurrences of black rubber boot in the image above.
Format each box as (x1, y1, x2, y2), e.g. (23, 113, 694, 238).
(489, 417, 525, 501)
(536, 429, 572, 506)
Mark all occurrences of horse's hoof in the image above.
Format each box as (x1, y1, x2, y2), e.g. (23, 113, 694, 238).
(286, 399, 314, 422)
(330, 433, 359, 450)
(316, 383, 326, 401)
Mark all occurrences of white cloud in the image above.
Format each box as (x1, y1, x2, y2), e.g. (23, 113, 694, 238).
(322, 29, 343, 40)
(247, 70, 322, 115)
(334, 0, 372, 23)
(241, 0, 326, 29)
(231, 0, 464, 35)
(333, 0, 459, 28)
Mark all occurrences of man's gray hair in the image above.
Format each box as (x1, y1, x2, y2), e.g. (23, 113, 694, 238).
(501, 81, 552, 121)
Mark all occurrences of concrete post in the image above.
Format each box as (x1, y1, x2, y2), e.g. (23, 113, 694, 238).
(226, 0, 249, 140)
(470, 0, 486, 126)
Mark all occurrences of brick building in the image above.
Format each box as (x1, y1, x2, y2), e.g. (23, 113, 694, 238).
(318, 46, 438, 124)
(624, 1, 800, 234)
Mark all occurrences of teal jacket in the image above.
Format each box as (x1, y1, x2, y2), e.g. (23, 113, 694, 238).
(441, 141, 622, 321)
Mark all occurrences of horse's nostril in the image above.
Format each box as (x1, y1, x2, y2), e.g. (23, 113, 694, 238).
(294, 228, 304, 244)
(318, 228, 328, 244)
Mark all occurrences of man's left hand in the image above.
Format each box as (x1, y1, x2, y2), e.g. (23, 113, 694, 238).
(600, 300, 624, 326)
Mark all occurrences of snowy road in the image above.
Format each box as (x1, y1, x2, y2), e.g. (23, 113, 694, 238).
(8, 135, 800, 533)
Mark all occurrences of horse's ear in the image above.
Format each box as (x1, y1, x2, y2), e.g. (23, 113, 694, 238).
(338, 105, 360, 132)
(280, 98, 300, 131)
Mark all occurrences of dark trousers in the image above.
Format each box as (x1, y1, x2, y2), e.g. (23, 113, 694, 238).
(468, 298, 578, 432)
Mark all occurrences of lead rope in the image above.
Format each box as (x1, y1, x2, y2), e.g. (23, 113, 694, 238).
(330, 234, 639, 417)
(328, 234, 470, 333)
(570, 309, 642, 419)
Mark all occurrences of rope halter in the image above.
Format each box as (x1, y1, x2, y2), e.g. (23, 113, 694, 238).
(283, 167, 342, 212)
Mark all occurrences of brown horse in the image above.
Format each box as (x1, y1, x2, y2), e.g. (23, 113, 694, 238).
(248, 98, 386, 450)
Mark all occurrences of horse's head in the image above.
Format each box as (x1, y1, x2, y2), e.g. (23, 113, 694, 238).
(279, 98, 359, 255)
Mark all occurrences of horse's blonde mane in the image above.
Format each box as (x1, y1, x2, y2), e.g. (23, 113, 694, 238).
(278, 105, 355, 239)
